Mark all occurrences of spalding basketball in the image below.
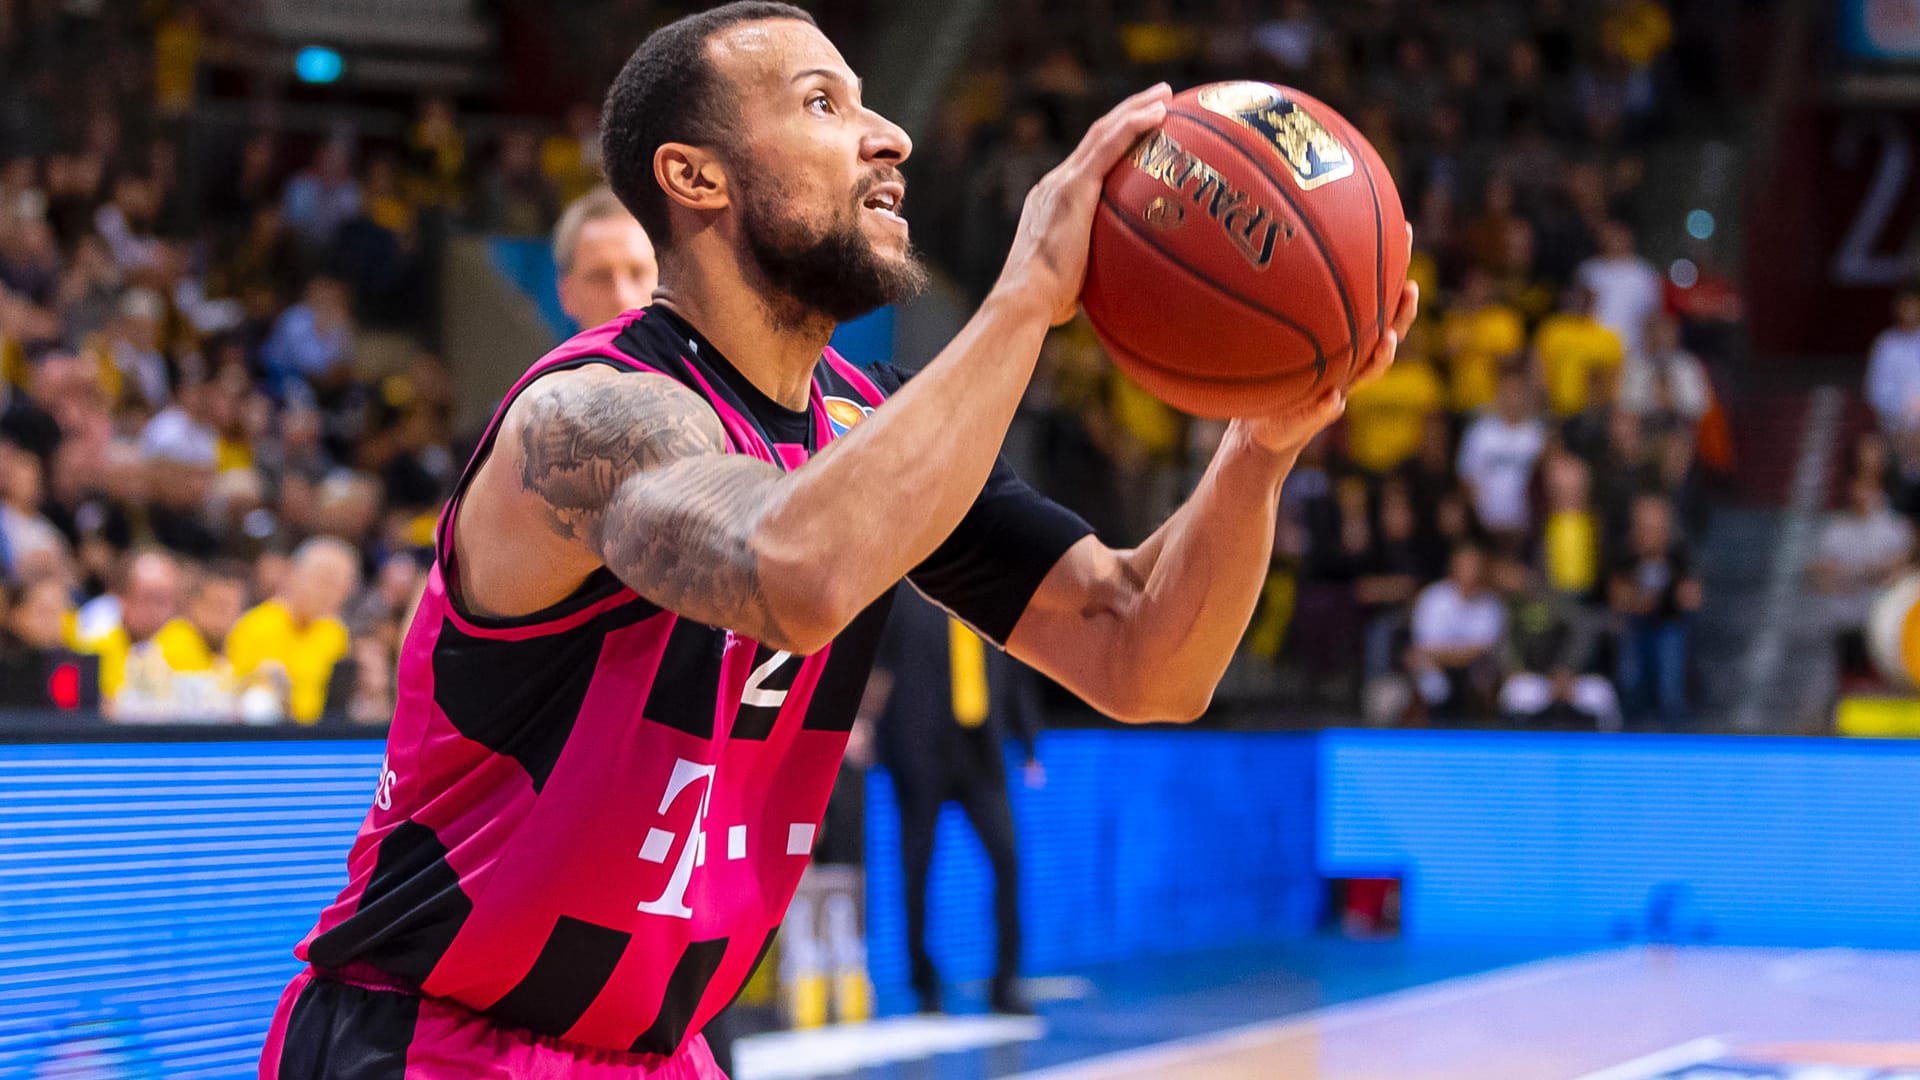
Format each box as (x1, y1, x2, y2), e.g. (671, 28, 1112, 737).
(1081, 82, 1408, 418)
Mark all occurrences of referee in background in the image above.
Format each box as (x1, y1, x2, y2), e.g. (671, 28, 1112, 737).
(869, 588, 1045, 1016)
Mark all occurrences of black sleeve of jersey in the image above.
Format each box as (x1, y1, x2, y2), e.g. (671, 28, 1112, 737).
(865, 363, 1096, 646)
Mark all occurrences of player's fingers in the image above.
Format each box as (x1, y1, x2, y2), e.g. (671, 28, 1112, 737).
(1352, 330, 1398, 389)
(1392, 280, 1419, 338)
(1065, 83, 1172, 179)
(1406, 222, 1414, 260)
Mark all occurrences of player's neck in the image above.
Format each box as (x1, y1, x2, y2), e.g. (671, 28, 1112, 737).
(654, 256, 831, 412)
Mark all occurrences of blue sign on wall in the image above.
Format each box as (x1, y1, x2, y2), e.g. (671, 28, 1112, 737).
(1319, 729, 1920, 947)
(0, 740, 381, 1077)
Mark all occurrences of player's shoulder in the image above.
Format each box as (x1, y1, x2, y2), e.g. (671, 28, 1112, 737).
(508, 363, 728, 463)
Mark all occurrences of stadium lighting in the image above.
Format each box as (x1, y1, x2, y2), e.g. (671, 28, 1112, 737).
(294, 46, 344, 85)
(1686, 209, 1715, 241)
(1669, 258, 1699, 289)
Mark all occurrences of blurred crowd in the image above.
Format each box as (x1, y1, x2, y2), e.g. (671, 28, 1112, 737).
(0, 0, 1762, 730)
(946, 0, 1748, 728)
(0, 1, 608, 724)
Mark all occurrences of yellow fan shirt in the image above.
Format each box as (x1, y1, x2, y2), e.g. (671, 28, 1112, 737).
(225, 600, 350, 725)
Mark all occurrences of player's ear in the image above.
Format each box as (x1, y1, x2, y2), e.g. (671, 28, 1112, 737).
(654, 142, 730, 214)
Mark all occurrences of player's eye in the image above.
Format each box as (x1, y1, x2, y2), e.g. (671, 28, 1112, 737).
(806, 92, 834, 116)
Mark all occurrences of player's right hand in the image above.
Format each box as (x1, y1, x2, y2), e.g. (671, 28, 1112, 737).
(995, 83, 1172, 326)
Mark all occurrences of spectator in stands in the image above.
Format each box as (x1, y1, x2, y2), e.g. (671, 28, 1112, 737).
(93, 174, 163, 275)
(542, 102, 605, 207)
(1408, 541, 1507, 720)
(1621, 311, 1711, 432)
(281, 139, 362, 249)
(1457, 367, 1546, 551)
(1439, 267, 1525, 413)
(0, 576, 90, 710)
(1810, 469, 1914, 683)
(172, 559, 248, 669)
(0, 435, 66, 583)
(1497, 557, 1619, 729)
(1344, 332, 1444, 477)
(95, 287, 170, 413)
(1253, 0, 1322, 73)
(1866, 286, 1920, 476)
(474, 129, 557, 238)
(1576, 221, 1661, 360)
(971, 108, 1061, 294)
(1608, 494, 1700, 725)
(261, 275, 354, 403)
(1537, 447, 1603, 601)
(1534, 286, 1624, 421)
(141, 376, 221, 556)
(553, 186, 657, 330)
(226, 536, 357, 725)
(404, 96, 467, 211)
(79, 549, 186, 711)
(1355, 476, 1441, 679)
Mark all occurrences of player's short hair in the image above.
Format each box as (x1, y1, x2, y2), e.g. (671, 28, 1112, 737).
(601, 1, 816, 251)
(553, 186, 633, 276)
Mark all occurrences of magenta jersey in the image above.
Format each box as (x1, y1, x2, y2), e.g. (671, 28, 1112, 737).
(296, 307, 1091, 1058)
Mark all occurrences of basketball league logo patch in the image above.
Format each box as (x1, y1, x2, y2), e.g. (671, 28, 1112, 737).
(823, 396, 872, 437)
(1196, 82, 1354, 192)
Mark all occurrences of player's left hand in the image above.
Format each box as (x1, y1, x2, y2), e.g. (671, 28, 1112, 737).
(1235, 268, 1419, 458)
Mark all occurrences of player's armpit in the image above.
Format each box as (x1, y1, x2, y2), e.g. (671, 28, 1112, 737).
(511, 367, 799, 648)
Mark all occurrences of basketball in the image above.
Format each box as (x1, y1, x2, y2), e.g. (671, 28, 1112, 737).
(1081, 82, 1408, 419)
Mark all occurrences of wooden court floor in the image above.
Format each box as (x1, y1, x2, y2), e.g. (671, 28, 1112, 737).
(1009, 946, 1920, 1080)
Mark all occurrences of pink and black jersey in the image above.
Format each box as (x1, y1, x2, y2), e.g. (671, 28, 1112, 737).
(294, 307, 1091, 1059)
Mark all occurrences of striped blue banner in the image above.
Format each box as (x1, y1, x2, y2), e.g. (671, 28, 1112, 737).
(0, 740, 381, 1078)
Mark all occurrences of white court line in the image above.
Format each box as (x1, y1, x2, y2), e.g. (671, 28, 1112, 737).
(1008, 948, 1646, 1080)
(1571, 1037, 1731, 1080)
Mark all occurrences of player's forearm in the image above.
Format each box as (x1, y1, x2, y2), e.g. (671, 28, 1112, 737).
(1103, 428, 1295, 719)
(746, 286, 1055, 646)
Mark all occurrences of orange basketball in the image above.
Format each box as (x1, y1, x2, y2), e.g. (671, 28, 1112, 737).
(1080, 82, 1408, 419)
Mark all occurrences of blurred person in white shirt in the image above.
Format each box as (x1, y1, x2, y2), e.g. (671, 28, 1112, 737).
(1620, 312, 1711, 426)
(1576, 221, 1662, 360)
(1866, 287, 1920, 482)
(1409, 542, 1507, 719)
(1457, 367, 1547, 550)
(1811, 468, 1915, 682)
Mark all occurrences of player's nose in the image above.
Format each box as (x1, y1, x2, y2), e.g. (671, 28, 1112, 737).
(860, 108, 912, 166)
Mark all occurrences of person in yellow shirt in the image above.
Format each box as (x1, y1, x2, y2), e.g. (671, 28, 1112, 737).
(1439, 269, 1526, 413)
(1534, 287, 1625, 419)
(1604, 0, 1674, 69)
(226, 538, 359, 724)
(1345, 342, 1444, 475)
(155, 560, 250, 671)
(78, 550, 187, 704)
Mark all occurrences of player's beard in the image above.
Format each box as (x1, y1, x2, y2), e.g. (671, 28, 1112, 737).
(735, 170, 928, 329)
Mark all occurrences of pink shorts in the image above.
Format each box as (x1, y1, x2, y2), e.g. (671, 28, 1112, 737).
(259, 965, 727, 1079)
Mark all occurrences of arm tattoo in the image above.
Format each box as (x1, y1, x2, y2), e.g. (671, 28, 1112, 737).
(514, 369, 793, 644)
(517, 371, 726, 545)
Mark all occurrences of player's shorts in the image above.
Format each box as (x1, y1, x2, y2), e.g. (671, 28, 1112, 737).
(259, 964, 727, 1079)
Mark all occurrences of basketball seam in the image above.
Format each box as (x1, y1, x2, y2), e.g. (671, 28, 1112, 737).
(1354, 131, 1387, 357)
(1173, 107, 1361, 381)
(1094, 194, 1329, 384)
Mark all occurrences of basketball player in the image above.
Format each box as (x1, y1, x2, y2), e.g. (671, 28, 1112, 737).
(259, 3, 1417, 1077)
(556, 185, 659, 329)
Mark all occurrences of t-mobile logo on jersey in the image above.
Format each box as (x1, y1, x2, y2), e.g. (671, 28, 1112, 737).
(635, 756, 818, 919)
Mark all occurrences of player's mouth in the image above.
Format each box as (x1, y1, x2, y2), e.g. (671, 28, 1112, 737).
(861, 182, 907, 228)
